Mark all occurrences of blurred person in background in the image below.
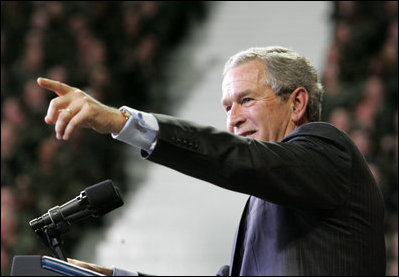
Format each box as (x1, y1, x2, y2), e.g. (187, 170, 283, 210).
(328, 107, 352, 133)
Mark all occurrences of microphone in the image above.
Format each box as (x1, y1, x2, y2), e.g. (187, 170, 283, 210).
(29, 179, 124, 230)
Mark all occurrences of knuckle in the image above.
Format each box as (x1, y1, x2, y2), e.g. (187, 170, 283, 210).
(68, 116, 77, 127)
(81, 96, 89, 106)
(55, 122, 64, 134)
(74, 89, 87, 98)
(82, 101, 92, 114)
(49, 98, 59, 109)
(58, 111, 71, 124)
(56, 116, 66, 128)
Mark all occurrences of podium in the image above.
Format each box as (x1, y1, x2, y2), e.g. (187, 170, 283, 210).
(10, 255, 104, 276)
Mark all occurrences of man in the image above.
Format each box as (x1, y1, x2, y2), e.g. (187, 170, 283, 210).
(37, 46, 386, 275)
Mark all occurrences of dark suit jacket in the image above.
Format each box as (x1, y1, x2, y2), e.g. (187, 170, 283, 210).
(144, 114, 386, 276)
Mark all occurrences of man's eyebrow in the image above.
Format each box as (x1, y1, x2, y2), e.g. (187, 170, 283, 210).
(221, 90, 252, 106)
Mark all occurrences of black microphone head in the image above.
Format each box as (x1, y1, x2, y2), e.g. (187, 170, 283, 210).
(84, 179, 124, 216)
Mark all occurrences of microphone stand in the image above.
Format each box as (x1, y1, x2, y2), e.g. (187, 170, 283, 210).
(32, 221, 70, 261)
(28, 180, 124, 262)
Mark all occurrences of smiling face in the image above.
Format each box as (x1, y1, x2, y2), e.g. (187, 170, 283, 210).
(222, 60, 295, 142)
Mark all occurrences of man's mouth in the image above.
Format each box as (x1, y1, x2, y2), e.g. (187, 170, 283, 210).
(238, 131, 257, 137)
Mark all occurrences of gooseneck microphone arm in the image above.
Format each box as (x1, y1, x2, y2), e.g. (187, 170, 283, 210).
(29, 191, 90, 231)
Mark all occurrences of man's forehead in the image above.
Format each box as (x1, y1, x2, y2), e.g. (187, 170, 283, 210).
(224, 71, 259, 83)
(222, 63, 265, 87)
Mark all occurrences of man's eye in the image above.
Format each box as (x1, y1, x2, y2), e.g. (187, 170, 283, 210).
(242, 98, 253, 104)
(225, 106, 231, 112)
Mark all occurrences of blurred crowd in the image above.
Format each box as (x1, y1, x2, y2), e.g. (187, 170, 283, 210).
(322, 2, 398, 275)
(1, 1, 207, 275)
(1, 1, 398, 276)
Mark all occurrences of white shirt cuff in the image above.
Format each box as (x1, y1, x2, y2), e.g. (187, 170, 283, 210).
(111, 106, 159, 154)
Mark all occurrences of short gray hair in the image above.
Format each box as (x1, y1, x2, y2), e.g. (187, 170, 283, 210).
(223, 46, 324, 122)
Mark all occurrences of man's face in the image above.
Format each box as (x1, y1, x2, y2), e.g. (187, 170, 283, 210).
(222, 60, 292, 142)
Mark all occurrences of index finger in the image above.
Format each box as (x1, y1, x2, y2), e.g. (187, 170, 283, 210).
(37, 77, 74, 96)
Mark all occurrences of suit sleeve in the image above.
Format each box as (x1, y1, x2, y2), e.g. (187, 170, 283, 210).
(144, 114, 352, 210)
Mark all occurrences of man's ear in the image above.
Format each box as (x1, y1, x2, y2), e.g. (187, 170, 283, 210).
(290, 87, 309, 124)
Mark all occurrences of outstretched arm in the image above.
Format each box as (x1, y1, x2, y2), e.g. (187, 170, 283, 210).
(37, 77, 127, 140)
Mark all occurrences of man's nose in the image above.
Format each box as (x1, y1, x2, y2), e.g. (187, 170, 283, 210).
(228, 104, 246, 131)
